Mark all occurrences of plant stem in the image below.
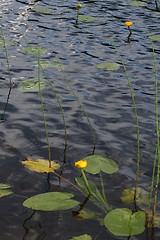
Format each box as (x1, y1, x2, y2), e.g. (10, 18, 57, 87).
(81, 169, 92, 195)
(37, 48, 51, 163)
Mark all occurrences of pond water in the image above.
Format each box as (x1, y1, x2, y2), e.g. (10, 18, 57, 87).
(0, 0, 160, 239)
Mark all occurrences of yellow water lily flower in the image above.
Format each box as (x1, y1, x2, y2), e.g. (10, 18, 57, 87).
(77, 3, 83, 8)
(75, 160, 88, 169)
(125, 21, 133, 27)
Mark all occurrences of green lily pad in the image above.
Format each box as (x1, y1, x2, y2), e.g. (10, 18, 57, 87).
(23, 192, 79, 211)
(78, 15, 96, 22)
(71, 234, 92, 240)
(84, 154, 118, 175)
(96, 62, 120, 71)
(148, 34, 160, 42)
(0, 183, 12, 198)
(21, 47, 47, 55)
(129, 1, 147, 6)
(31, 7, 53, 14)
(34, 60, 64, 69)
(18, 79, 46, 92)
(104, 208, 146, 236)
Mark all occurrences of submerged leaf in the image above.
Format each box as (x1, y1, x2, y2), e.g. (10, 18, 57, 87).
(104, 208, 146, 236)
(121, 187, 149, 207)
(71, 234, 92, 240)
(96, 62, 120, 71)
(78, 15, 96, 22)
(84, 154, 118, 175)
(18, 79, 46, 92)
(21, 158, 60, 173)
(0, 40, 17, 48)
(23, 192, 79, 211)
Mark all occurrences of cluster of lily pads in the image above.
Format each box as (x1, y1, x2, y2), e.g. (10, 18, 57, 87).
(0, 2, 160, 240)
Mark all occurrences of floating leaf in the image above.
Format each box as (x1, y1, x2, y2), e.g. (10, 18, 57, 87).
(21, 158, 60, 173)
(34, 60, 64, 69)
(121, 187, 149, 207)
(71, 234, 92, 240)
(83, 154, 118, 175)
(0, 183, 12, 198)
(96, 62, 120, 71)
(21, 47, 47, 55)
(129, 1, 147, 6)
(18, 79, 46, 92)
(23, 192, 79, 211)
(31, 7, 53, 14)
(104, 208, 146, 236)
(148, 34, 160, 42)
(78, 15, 96, 22)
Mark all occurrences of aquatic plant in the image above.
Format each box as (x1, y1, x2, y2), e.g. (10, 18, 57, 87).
(125, 21, 133, 43)
(76, 3, 83, 24)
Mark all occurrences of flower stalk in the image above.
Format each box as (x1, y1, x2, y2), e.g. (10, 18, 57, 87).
(125, 21, 133, 43)
(81, 169, 92, 196)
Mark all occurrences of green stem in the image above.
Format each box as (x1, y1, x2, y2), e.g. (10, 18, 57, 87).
(81, 169, 92, 195)
(99, 171, 108, 204)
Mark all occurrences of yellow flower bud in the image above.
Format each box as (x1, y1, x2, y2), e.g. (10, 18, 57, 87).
(74, 160, 87, 169)
(125, 21, 133, 27)
(77, 3, 83, 8)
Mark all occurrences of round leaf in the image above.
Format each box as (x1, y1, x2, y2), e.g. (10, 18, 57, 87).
(96, 62, 120, 71)
(104, 208, 146, 236)
(18, 79, 46, 92)
(84, 154, 118, 174)
(23, 192, 79, 211)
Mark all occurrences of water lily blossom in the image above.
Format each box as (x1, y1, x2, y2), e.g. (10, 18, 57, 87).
(125, 21, 133, 27)
(77, 3, 83, 8)
(75, 160, 88, 169)
(124, 21, 133, 43)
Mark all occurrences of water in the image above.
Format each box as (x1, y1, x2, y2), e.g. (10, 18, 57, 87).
(0, 0, 160, 239)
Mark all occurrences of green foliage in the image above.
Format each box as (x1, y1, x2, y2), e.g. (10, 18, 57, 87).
(0, 183, 12, 198)
(129, 1, 147, 6)
(21, 47, 47, 55)
(76, 177, 109, 212)
(78, 15, 96, 22)
(148, 35, 160, 42)
(84, 154, 118, 175)
(23, 192, 79, 211)
(34, 60, 64, 69)
(104, 208, 146, 236)
(31, 7, 53, 14)
(71, 234, 92, 240)
(96, 62, 120, 71)
(0, 39, 17, 48)
(18, 79, 46, 92)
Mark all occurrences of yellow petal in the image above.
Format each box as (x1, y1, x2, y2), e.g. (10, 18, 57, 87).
(74, 159, 88, 169)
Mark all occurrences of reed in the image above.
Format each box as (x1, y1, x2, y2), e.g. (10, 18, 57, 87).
(0, 26, 13, 122)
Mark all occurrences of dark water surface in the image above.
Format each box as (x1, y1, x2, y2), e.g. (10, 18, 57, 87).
(0, 0, 160, 239)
